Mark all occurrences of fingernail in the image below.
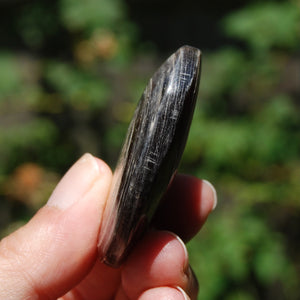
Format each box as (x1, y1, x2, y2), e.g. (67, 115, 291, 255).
(47, 153, 104, 210)
(184, 265, 199, 300)
(166, 231, 189, 270)
(174, 286, 190, 300)
(202, 180, 218, 210)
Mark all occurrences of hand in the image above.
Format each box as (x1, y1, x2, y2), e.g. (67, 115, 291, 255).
(0, 153, 217, 300)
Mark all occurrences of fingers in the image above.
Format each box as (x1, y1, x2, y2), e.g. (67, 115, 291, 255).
(0, 156, 216, 300)
(121, 175, 215, 300)
(0, 154, 112, 299)
(62, 258, 121, 300)
(152, 174, 217, 242)
(122, 231, 198, 300)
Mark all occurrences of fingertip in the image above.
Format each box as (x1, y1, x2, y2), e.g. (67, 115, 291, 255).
(47, 153, 112, 210)
(175, 286, 191, 300)
(165, 231, 189, 269)
(152, 174, 217, 242)
(122, 231, 189, 299)
(93, 155, 113, 178)
(138, 286, 190, 300)
(202, 180, 217, 211)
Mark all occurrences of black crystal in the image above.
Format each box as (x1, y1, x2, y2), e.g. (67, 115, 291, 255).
(98, 45, 202, 267)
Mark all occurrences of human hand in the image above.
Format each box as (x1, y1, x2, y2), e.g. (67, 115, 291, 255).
(0, 153, 217, 300)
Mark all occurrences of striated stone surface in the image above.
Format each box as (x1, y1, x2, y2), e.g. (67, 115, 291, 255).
(98, 45, 202, 267)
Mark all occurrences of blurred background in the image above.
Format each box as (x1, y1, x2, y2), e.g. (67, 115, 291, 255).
(0, 0, 299, 299)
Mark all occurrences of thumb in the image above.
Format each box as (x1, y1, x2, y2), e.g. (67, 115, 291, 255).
(0, 153, 112, 299)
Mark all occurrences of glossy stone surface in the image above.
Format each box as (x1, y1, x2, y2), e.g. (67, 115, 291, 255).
(98, 45, 201, 267)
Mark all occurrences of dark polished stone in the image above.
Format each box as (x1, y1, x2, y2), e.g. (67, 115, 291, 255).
(98, 45, 202, 267)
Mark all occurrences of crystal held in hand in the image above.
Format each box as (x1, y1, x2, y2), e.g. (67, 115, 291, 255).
(97, 45, 202, 267)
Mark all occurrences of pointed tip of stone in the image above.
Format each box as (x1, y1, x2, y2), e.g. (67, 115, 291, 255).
(178, 45, 202, 58)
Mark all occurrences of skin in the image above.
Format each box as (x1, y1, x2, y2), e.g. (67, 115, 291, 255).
(0, 153, 217, 300)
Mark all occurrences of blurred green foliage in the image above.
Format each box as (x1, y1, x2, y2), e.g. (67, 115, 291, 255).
(224, 2, 300, 52)
(184, 1, 300, 299)
(0, 0, 299, 299)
